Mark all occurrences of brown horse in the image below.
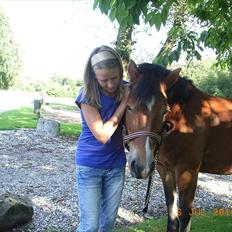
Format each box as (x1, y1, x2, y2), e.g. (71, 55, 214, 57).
(125, 60, 232, 232)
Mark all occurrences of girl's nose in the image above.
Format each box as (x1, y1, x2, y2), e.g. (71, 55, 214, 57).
(107, 81, 114, 88)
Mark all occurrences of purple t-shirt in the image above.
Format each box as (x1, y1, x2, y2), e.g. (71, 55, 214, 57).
(75, 88, 126, 169)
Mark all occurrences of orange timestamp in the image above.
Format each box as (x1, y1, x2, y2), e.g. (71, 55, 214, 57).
(178, 208, 232, 217)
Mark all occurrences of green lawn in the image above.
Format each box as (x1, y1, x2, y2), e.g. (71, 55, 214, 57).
(60, 122, 82, 136)
(0, 107, 82, 137)
(43, 213, 232, 232)
(114, 213, 232, 232)
(0, 107, 37, 129)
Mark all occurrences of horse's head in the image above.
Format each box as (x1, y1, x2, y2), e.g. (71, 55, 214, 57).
(125, 60, 181, 179)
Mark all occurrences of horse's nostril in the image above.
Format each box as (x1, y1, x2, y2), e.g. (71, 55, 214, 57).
(148, 161, 155, 176)
(131, 159, 139, 174)
(130, 159, 143, 178)
(151, 161, 155, 168)
(131, 159, 136, 171)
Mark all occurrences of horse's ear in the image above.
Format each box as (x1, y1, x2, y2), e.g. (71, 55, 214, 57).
(165, 68, 181, 89)
(128, 59, 139, 83)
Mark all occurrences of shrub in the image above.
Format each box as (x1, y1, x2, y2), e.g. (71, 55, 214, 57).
(199, 71, 232, 98)
(13, 75, 83, 98)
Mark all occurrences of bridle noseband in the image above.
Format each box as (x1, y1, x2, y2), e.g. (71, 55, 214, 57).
(123, 100, 172, 161)
(123, 120, 173, 149)
(124, 105, 172, 148)
(124, 131, 161, 145)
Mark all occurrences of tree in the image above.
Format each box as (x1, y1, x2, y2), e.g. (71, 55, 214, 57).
(0, 6, 22, 89)
(93, 0, 232, 69)
(115, 25, 133, 74)
(189, 0, 232, 69)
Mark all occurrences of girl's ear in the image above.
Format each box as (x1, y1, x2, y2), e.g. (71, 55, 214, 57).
(128, 59, 140, 83)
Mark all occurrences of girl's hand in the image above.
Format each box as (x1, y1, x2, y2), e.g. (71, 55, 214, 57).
(81, 83, 130, 144)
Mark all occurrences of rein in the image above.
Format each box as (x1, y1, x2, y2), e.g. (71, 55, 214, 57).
(124, 130, 162, 214)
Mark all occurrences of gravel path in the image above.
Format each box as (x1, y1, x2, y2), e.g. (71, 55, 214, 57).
(0, 129, 232, 232)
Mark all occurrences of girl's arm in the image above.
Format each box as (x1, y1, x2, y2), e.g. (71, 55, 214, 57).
(81, 88, 129, 144)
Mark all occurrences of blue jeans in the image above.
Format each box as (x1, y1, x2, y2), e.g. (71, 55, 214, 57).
(76, 165, 125, 232)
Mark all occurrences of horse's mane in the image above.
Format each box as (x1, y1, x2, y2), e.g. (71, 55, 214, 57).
(133, 63, 194, 105)
(132, 63, 170, 105)
(167, 77, 194, 105)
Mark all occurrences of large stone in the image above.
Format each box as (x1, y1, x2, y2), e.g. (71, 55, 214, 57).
(0, 193, 33, 231)
(36, 118, 60, 137)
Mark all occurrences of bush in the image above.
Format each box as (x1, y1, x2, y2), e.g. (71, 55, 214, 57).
(0, 7, 22, 90)
(13, 75, 83, 98)
(199, 71, 232, 98)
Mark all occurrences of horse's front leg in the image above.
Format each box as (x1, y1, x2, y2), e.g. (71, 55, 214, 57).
(177, 169, 198, 232)
(157, 163, 179, 232)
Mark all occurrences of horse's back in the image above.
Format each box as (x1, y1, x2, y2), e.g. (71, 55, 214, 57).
(200, 95, 232, 174)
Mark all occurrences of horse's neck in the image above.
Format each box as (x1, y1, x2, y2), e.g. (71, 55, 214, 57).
(169, 88, 232, 127)
(206, 95, 232, 123)
(195, 88, 232, 115)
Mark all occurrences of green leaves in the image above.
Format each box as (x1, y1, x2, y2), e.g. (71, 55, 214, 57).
(93, 0, 232, 69)
(95, 1, 152, 29)
(0, 7, 22, 89)
(149, 13, 162, 30)
(188, 0, 232, 69)
(123, 0, 136, 9)
(94, 0, 175, 31)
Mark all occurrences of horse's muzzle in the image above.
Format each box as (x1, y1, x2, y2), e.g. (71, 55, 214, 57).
(130, 159, 155, 179)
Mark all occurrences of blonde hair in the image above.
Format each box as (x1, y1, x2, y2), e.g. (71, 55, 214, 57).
(83, 45, 124, 109)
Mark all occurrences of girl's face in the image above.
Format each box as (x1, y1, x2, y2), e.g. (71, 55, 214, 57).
(94, 67, 121, 97)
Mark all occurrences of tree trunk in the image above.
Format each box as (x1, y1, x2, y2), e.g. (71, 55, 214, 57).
(115, 25, 133, 77)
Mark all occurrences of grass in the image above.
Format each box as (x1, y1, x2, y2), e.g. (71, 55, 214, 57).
(114, 212, 232, 232)
(0, 107, 82, 137)
(114, 216, 166, 232)
(0, 107, 37, 129)
(60, 122, 82, 136)
(42, 213, 232, 232)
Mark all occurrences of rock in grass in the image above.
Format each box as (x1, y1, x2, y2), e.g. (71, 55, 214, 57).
(36, 118, 60, 137)
(0, 192, 33, 231)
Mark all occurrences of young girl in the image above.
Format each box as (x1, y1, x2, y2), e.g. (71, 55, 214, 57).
(75, 45, 129, 232)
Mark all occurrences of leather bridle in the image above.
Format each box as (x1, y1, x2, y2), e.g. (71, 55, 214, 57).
(124, 131, 161, 146)
(123, 120, 173, 213)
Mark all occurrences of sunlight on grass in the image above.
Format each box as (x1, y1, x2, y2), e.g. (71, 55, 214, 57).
(0, 107, 82, 137)
(60, 123, 82, 136)
(0, 107, 37, 129)
(114, 212, 232, 232)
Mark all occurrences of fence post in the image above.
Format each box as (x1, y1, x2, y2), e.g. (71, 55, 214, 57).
(33, 99, 43, 118)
